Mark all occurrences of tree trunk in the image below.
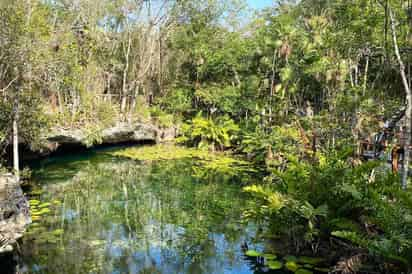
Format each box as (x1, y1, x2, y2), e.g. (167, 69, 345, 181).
(159, 35, 164, 96)
(55, 79, 63, 113)
(362, 53, 369, 96)
(121, 35, 132, 117)
(12, 89, 19, 182)
(389, 8, 411, 189)
(105, 73, 112, 103)
(129, 85, 140, 121)
(269, 50, 276, 125)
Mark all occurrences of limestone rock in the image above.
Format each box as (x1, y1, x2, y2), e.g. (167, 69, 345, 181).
(44, 122, 160, 152)
(0, 174, 31, 254)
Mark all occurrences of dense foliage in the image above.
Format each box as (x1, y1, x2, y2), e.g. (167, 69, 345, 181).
(2, 0, 412, 272)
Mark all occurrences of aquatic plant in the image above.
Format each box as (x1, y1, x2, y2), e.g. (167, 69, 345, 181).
(243, 249, 326, 273)
(110, 144, 211, 161)
(26, 188, 64, 245)
(110, 144, 257, 179)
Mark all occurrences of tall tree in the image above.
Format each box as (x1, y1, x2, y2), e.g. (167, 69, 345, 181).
(389, 6, 411, 189)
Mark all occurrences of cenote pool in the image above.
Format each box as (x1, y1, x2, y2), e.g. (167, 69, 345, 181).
(6, 145, 329, 274)
(16, 146, 266, 274)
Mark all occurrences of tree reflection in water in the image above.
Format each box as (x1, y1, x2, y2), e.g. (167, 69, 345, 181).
(16, 150, 264, 274)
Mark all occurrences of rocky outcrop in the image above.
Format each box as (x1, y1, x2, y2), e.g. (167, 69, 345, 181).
(43, 122, 161, 153)
(100, 123, 159, 143)
(17, 122, 177, 159)
(0, 174, 31, 254)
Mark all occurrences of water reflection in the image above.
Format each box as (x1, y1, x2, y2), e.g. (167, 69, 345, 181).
(17, 150, 266, 274)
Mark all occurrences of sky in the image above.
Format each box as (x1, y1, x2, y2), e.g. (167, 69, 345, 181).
(247, 0, 273, 10)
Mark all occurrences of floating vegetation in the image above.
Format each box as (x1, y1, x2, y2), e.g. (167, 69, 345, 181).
(286, 261, 300, 272)
(263, 253, 277, 260)
(25, 188, 65, 246)
(110, 145, 211, 161)
(198, 156, 256, 175)
(267, 260, 283, 270)
(39, 202, 51, 208)
(245, 250, 262, 257)
(244, 250, 326, 273)
(111, 144, 257, 177)
(52, 229, 64, 236)
(29, 199, 41, 206)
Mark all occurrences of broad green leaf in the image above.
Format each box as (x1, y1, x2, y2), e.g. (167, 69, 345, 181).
(245, 250, 261, 257)
(267, 260, 283, 270)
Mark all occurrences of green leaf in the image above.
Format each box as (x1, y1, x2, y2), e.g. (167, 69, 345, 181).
(39, 202, 51, 208)
(52, 229, 64, 236)
(29, 199, 41, 206)
(296, 269, 314, 274)
(263, 253, 277, 260)
(339, 183, 362, 199)
(286, 261, 300, 272)
(245, 250, 262, 257)
(267, 260, 283, 270)
(331, 231, 367, 247)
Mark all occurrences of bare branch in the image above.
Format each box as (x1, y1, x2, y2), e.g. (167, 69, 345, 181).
(1, 76, 18, 93)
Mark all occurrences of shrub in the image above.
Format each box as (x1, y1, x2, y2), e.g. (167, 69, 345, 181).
(243, 144, 412, 272)
(178, 113, 239, 151)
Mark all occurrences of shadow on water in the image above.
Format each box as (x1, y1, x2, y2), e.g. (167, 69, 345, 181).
(26, 143, 154, 183)
(0, 253, 18, 274)
(8, 146, 284, 274)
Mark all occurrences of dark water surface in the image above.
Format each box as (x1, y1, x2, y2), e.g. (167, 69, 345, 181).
(15, 146, 269, 274)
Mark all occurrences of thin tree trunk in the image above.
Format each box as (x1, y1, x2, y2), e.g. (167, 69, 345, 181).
(384, 0, 388, 58)
(129, 85, 140, 121)
(121, 34, 132, 117)
(159, 35, 163, 95)
(362, 53, 369, 96)
(354, 63, 358, 86)
(349, 59, 354, 87)
(232, 67, 241, 88)
(269, 50, 276, 124)
(13, 87, 19, 182)
(389, 8, 412, 189)
(105, 73, 111, 103)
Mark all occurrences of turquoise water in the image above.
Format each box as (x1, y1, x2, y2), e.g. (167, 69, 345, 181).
(17, 147, 269, 274)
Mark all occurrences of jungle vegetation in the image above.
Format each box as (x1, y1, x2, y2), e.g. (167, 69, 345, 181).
(2, 0, 412, 273)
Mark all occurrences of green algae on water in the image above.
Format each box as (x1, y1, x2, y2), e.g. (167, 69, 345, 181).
(110, 145, 210, 161)
(110, 144, 257, 175)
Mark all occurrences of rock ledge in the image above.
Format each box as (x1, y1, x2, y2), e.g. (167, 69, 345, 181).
(0, 174, 31, 254)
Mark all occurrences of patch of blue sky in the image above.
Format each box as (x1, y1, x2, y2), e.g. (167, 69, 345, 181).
(247, 0, 274, 10)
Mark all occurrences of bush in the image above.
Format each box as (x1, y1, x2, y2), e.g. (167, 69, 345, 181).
(243, 144, 412, 272)
(178, 113, 239, 151)
(150, 106, 174, 128)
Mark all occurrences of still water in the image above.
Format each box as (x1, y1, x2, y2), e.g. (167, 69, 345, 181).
(15, 146, 268, 274)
